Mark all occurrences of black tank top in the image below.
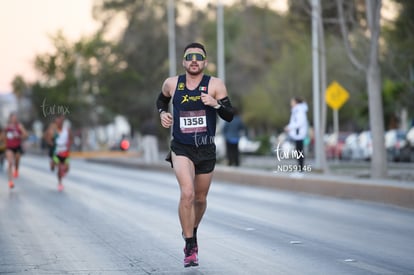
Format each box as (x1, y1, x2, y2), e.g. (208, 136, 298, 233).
(172, 74, 217, 146)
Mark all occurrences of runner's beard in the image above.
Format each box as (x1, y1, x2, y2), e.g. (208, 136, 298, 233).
(186, 64, 203, 76)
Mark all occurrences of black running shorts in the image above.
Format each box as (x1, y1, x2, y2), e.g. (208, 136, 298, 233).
(166, 139, 216, 174)
(6, 145, 23, 155)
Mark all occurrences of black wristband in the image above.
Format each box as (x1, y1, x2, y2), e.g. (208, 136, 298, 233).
(156, 92, 171, 114)
(216, 97, 234, 122)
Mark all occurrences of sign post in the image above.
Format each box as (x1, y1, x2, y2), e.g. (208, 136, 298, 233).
(325, 81, 350, 160)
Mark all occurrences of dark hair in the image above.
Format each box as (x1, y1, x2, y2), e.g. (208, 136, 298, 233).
(184, 42, 207, 56)
(293, 96, 304, 104)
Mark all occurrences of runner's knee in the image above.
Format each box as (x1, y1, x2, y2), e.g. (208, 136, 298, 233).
(181, 189, 195, 204)
(194, 196, 207, 207)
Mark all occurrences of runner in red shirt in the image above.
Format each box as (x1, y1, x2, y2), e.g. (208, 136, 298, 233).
(0, 127, 6, 169)
(5, 112, 28, 189)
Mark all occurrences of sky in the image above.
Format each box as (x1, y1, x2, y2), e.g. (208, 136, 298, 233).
(0, 0, 396, 94)
(0, 0, 100, 93)
(0, 0, 289, 94)
(0, 0, 288, 95)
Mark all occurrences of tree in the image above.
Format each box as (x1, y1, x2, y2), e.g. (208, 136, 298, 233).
(31, 31, 119, 128)
(24, 0, 390, 156)
(336, 0, 386, 178)
(92, 0, 174, 129)
(11, 75, 32, 124)
(11, 75, 27, 99)
(382, 0, 414, 127)
(243, 35, 312, 132)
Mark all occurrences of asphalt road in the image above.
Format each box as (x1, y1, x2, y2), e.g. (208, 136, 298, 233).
(1, 155, 414, 274)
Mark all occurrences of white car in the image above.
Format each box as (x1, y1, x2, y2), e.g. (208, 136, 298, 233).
(341, 131, 372, 161)
(341, 133, 359, 160)
(406, 127, 414, 147)
(238, 136, 261, 154)
(385, 129, 407, 161)
(215, 135, 261, 160)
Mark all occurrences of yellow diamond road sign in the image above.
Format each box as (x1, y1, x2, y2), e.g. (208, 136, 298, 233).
(325, 81, 349, 110)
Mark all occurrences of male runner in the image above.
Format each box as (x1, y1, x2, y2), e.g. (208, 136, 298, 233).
(157, 42, 234, 267)
(44, 115, 72, 191)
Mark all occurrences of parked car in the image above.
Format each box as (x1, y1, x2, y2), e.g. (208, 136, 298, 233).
(341, 131, 372, 161)
(215, 135, 261, 160)
(400, 127, 414, 162)
(238, 136, 261, 154)
(406, 126, 414, 146)
(385, 129, 407, 162)
(325, 132, 351, 159)
(341, 133, 359, 160)
(358, 131, 373, 160)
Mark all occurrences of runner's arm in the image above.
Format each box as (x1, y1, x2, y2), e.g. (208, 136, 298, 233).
(67, 128, 73, 152)
(213, 78, 234, 122)
(158, 77, 175, 128)
(19, 123, 29, 140)
(44, 123, 55, 146)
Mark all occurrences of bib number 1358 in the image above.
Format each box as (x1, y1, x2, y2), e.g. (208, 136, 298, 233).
(179, 110, 207, 133)
(182, 117, 205, 126)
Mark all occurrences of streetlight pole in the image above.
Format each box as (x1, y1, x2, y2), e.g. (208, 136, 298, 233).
(217, 0, 225, 82)
(168, 0, 176, 77)
(167, 0, 176, 139)
(311, 0, 322, 170)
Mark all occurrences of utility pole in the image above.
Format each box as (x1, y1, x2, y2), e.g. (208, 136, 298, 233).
(168, 0, 176, 77)
(311, 0, 322, 170)
(167, 0, 176, 138)
(217, 0, 225, 82)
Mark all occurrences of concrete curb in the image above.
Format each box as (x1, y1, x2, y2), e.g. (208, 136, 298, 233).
(213, 168, 414, 209)
(87, 157, 414, 210)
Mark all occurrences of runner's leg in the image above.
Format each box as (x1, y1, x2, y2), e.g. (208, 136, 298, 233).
(58, 162, 64, 183)
(5, 150, 14, 181)
(172, 153, 196, 239)
(64, 161, 69, 175)
(194, 172, 213, 228)
(14, 152, 21, 177)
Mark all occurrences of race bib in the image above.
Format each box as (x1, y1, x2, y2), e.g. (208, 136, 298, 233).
(179, 110, 207, 133)
(56, 144, 67, 153)
(6, 130, 18, 140)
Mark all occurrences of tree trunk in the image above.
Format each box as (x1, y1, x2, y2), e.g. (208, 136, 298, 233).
(367, 53, 387, 178)
(336, 0, 387, 178)
(367, 0, 387, 179)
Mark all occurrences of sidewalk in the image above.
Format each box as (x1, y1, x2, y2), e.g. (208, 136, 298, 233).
(86, 152, 414, 209)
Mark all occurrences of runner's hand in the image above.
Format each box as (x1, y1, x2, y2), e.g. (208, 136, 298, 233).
(160, 112, 173, 128)
(200, 93, 218, 107)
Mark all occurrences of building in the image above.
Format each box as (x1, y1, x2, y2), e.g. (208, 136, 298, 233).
(0, 92, 17, 126)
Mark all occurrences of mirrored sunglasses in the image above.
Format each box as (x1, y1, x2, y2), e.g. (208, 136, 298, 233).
(184, 53, 206, 61)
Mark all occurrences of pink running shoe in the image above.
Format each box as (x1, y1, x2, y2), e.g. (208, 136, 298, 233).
(58, 184, 64, 192)
(183, 247, 198, 268)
